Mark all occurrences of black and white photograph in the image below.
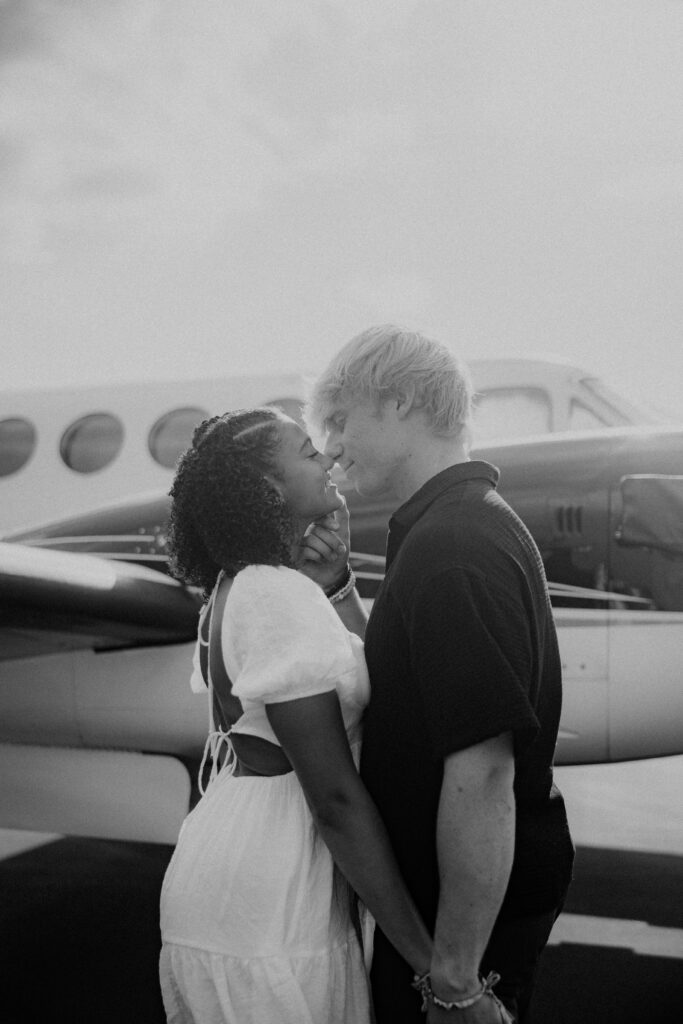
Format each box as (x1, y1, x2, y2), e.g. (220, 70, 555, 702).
(1, 3, 682, 1022)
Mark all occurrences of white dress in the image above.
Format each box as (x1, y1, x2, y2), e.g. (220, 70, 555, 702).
(159, 565, 373, 1024)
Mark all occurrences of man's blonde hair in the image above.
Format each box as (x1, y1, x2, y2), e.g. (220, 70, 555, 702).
(307, 324, 472, 439)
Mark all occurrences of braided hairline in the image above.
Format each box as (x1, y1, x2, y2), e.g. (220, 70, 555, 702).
(193, 410, 279, 451)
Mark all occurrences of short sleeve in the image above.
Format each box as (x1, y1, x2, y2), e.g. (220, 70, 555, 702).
(222, 565, 350, 704)
(406, 566, 540, 757)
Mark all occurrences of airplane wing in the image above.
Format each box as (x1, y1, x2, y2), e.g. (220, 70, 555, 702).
(0, 541, 201, 660)
(0, 542, 204, 842)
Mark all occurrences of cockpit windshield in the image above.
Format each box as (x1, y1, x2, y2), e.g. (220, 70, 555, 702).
(581, 378, 669, 426)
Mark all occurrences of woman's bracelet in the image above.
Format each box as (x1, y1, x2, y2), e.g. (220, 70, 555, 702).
(411, 970, 502, 1013)
(325, 564, 356, 604)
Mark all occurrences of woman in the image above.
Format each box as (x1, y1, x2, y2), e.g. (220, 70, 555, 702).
(159, 407, 431, 1024)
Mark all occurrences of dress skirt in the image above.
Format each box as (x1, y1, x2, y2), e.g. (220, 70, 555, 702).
(159, 753, 372, 1024)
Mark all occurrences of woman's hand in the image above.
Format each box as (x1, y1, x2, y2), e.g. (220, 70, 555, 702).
(296, 497, 351, 591)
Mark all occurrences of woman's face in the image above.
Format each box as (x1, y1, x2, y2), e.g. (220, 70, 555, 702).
(270, 417, 343, 523)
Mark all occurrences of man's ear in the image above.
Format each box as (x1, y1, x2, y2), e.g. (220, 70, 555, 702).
(395, 383, 417, 420)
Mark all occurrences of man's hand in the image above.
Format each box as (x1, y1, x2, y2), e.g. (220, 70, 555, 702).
(295, 497, 350, 591)
(426, 993, 513, 1023)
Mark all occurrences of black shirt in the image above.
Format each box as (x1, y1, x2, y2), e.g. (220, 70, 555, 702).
(360, 461, 574, 925)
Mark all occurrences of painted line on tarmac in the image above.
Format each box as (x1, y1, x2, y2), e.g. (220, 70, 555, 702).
(549, 913, 683, 959)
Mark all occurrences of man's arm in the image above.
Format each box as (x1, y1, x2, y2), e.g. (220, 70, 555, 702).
(427, 731, 515, 1022)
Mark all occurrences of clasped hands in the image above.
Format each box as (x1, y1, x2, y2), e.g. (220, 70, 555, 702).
(426, 995, 514, 1023)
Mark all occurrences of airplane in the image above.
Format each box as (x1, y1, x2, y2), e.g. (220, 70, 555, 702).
(0, 356, 667, 534)
(0, 367, 681, 845)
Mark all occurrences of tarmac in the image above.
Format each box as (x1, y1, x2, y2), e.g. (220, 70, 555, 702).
(2, 755, 682, 1023)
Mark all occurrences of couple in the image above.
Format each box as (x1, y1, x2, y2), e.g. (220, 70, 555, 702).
(158, 326, 574, 1024)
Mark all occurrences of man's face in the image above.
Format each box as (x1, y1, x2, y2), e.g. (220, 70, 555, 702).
(322, 395, 406, 498)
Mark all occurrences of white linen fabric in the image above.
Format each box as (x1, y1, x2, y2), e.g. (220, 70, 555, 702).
(159, 565, 373, 1024)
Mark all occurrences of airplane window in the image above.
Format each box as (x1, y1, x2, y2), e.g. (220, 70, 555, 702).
(472, 388, 551, 443)
(0, 417, 37, 476)
(60, 413, 124, 473)
(149, 407, 209, 468)
(569, 401, 608, 431)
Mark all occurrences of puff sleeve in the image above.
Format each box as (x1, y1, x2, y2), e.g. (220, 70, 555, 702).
(222, 565, 353, 705)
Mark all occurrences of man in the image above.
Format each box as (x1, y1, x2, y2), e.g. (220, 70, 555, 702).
(305, 325, 574, 1023)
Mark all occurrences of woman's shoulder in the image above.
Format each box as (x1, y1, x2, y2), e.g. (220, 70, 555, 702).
(225, 564, 343, 645)
(232, 563, 323, 600)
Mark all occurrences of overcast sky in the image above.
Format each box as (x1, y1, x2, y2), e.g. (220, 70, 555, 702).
(2, 0, 682, 418)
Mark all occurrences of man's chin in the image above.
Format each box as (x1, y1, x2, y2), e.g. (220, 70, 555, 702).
(354, 478, 392, 500)
(343, 466, 392, 499)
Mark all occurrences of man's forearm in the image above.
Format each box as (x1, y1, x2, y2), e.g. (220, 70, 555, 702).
(431, 735, 515, 999)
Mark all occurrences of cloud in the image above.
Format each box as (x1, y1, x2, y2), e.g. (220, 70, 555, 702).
(347, 272, 435, 325)
(288, 108, 414, 181)
(0, 3, 293, 260)
(325, 0, 423, 36)
(599, 164, 683, 204)
(0, 0, 424, 263)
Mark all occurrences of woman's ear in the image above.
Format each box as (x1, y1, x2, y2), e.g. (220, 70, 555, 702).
(263, 473, 285, 498)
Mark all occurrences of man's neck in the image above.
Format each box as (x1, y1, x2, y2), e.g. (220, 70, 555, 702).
(393, 439, 470, 505)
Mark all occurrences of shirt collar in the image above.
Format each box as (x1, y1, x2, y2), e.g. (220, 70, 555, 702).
(387, 460, 499, 558)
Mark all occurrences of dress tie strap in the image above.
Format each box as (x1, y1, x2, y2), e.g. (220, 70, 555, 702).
(197, 572, 240, 794)
(198, 729, 237, 795)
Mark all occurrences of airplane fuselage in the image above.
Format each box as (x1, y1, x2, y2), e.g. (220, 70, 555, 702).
(1, 424, 682, 841)
(3, 424, 683, 763)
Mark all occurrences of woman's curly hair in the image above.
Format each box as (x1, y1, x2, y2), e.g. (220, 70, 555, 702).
(167, 408, 295, 597)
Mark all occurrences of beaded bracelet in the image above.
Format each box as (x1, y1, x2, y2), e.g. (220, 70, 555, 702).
(325, 564, 357, 604)
(411, 970, 503, 1013)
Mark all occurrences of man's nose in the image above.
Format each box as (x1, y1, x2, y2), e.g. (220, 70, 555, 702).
(324, 437, 343, 462)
